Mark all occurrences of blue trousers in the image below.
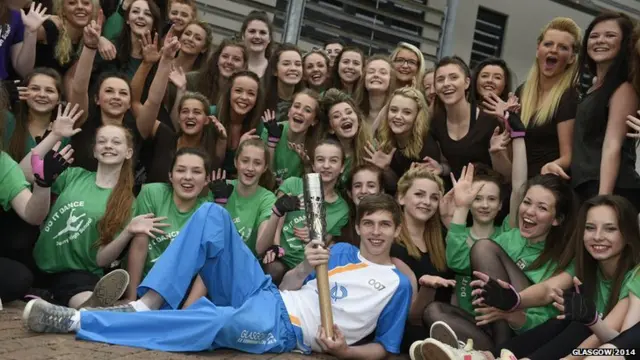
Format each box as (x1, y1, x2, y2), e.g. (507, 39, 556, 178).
(77, 203, 298, 354)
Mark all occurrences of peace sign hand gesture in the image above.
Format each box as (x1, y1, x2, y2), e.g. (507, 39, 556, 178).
(82, 10, 103, 49)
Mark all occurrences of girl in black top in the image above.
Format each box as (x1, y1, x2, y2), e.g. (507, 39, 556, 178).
(302, 49, 329, 93)
(472, 57, 512, 105)
(261, 43, 304, 123)
(240, 10, 273, 78)
(571, 13, 640, 209)
(390, 42, 425, 89)
(329, 46, 365, 105)
(431, 56, 509, 181)
(505, 17, 581, 179)
(171, 20, 211, 73)
(361, 54, 396, 130)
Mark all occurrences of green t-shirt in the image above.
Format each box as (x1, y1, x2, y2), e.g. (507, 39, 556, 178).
(0, 152, 29, 211)
(3, 111, 70, 158)
(33, 168, 118, 275)
(448, 222, 510, 316)
(133, 183, 207, 276)
(218, 180, 276, 255)
(624, 266, 640, 299)
(261, 122, 303, 182)
(337, 155, 353, 193)
(277, 177, 349, 269)
(594, 268, 635, 317)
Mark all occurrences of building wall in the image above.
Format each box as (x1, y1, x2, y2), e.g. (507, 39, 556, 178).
(438, 0, 595, 83)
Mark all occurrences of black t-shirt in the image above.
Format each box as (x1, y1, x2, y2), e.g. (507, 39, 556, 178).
(35, 19, 81, 76)
(515, 85, 578, 177)
(144, 122, 178, 183)
(431, 102, 499, 179)
(390, 131, 441, 179)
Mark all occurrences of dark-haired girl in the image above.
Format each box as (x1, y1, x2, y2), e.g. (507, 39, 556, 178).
(571, 13, 640, 209)
(391, 42, 425, 89)
(240, 10, 273, 78)
(171, 20, 211, 73)
(472, 58, 512, 106)
(302, 49, 329, 93)
(261, 43, 304, 124)
(431, 56, 509, 181)
(323, 38, 344, 68)
(262, 139, 349, 284)
(361, 55, 395, 128)
(330, 46, 364, 104)
(125, 147, 210, 300)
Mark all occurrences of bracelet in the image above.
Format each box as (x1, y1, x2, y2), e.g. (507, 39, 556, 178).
(84, 44, 98, 50)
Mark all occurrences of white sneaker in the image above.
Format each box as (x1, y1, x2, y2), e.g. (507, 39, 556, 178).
(419, 338, 488, 360)
(499, 349, 518, 360)
(430, 321, 466, 349)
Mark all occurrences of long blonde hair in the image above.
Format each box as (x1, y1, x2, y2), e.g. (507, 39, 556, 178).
(396, 167, 446, 270)
(520, 17, 581, 127)
(377, 87, 430, 159)
(390, 42, 426, 88)
(53, 0, 100, 66)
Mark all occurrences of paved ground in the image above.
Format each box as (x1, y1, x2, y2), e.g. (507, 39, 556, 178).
(0, 302, 409, 360)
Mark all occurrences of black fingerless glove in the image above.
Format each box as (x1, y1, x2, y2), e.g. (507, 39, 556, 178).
(505, 111, 526, 139)
(273, 194, 300, 217)
(265, 120, 283, 146)
(477, 277, 521, 312)
(209, 179, 234, 205)
(31, 149, 70, 188)
(263, 245, 285, 260)
(563, 286, 598, 325)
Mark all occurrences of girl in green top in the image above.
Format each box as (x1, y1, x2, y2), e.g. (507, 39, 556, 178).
(209, 139, 277, 255)
(262, 88, 325, 183)
(319, 88, 372, 191)
(262, 138, 349, 284)
(461, 195, 640, 359)
(261, 43, 304, 124)
(125, 147, 210, 300)
(33, 123, 165, 309)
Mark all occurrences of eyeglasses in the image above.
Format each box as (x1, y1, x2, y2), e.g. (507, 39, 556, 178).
(393, 58, 419, 67)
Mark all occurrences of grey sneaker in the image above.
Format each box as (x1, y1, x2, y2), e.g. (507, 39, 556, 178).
(23, 299, 78, 333)
(82, 303, 136, 313)
(430, 321, 465, 349)
(79, 269, 130, 308)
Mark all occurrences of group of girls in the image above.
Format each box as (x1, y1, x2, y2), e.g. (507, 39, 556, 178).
(2, 0, 640, 358)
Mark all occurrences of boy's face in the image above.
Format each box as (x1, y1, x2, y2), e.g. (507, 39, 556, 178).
(356, 210, 400, 260)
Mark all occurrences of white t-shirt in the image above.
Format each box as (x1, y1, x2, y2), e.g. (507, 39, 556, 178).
(279, 243, 412, 354)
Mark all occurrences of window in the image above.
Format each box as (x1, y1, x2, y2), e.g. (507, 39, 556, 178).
(470, 7, 508, 69)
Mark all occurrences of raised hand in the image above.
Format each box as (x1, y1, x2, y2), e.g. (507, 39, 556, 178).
(439, 187, 455, 222)
(162, 31, 181, 59)
(505, 92, 521, 113)
(489, 126, 510, 153)
(209, 116, 227, 140)
(239, 129, 260, 145)
(21, 2, 50, 33)
(482, 92, 509, 121)
(82, 10, 103, 49)
(51, 103, 83, 138)
(551, 277, 598, 325)
(470, 270, 520, 312)
(98, 37, 117, 61)
(17, 85, 30, 101)
(421, 156, 443, 175)
(140, 31, 161, 64)
(208, 169, 234, 204)
(31, 142, 74, 188)
(451, 163, 485, 208)
(169, 64, 187, 90)
(504, 111, 526, 139)
(273, 194, 302, 217)
(126, 213, 170, 238)
(262, 110, 282, 146)
(364, 141, 395, 169)
(541, 162, 570, 180)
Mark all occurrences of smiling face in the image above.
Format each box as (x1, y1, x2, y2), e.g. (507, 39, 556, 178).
(387, 94, 417, 136)
(170, 153, 207, 200)
(229, 75, 258, 116)
(398, 178, 440, 222)
(26, 74, 60, 114)
(218, 45, 245, 78)
(536, 29, 576, 79)
(518, 185, 559, 240)
(329, 101, 359, 139)
(97, 77, 131, 118)
(180, 24, 208, 55)
(93, 126, 133, 165)
(350, 169, 382, 206)
(356, 210, 401, 259)
(435, 63, 469, 106)
(287, 93, 317, 134)
(311, 143, 344, 184)
(587, 19, 622, 65)
(338, 51, 363, 84)
(179, 98, 209, 135)
(583, 205, 625, 262)
(422, 71, 435, 105)
(276, 50, 303, 86)
(365, 59, 391, 93)
(243, 20, 270, 54)
(470, 181, 502, 225)
(63, 0, 93, 27)
(476, 65, 506, 99)
(304, 53, 328, 88)
(393, 48, 419, 84)
(325, 43, 343, 67)
(235, 144, 267, 187)
(127, 0, 154, 36)
(168, 2, 194, 33)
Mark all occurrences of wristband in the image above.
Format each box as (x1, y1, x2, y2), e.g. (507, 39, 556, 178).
(214, 197, 228, 205)
(507, 285, 522, 312)
(272, 206, 283, 218)
(84, 44, 98, 50)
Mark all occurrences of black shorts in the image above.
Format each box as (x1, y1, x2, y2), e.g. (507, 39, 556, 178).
(36, 270, 100, 306)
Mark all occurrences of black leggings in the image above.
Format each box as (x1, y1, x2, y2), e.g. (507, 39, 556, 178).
(422, 239, 532, 350)
(609, 321, 640, 357)
(0, 257, 33, 302)
(493, 319, 592, 360)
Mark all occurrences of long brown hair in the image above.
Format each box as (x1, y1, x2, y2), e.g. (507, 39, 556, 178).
(96, 125, 135, 246)
(181, 20, 214, 71)
(261, 43, 304, 113)
(197, 38, 247, 105)
(235, 138, 275, 190)
(396, 167, 446, 271)
(177, 92, 216, 158)
(8, 68, 63, 161)
(360, 54, 397, 116)
(116, 0, 162, 68)
(330, 46, 365, 104)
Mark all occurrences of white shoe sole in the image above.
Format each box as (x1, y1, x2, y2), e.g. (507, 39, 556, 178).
(430, 320, 460, 348)
(420, 339, 456, 360)
(409, 340, 424, 360)
(80, 269, 130, 308)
